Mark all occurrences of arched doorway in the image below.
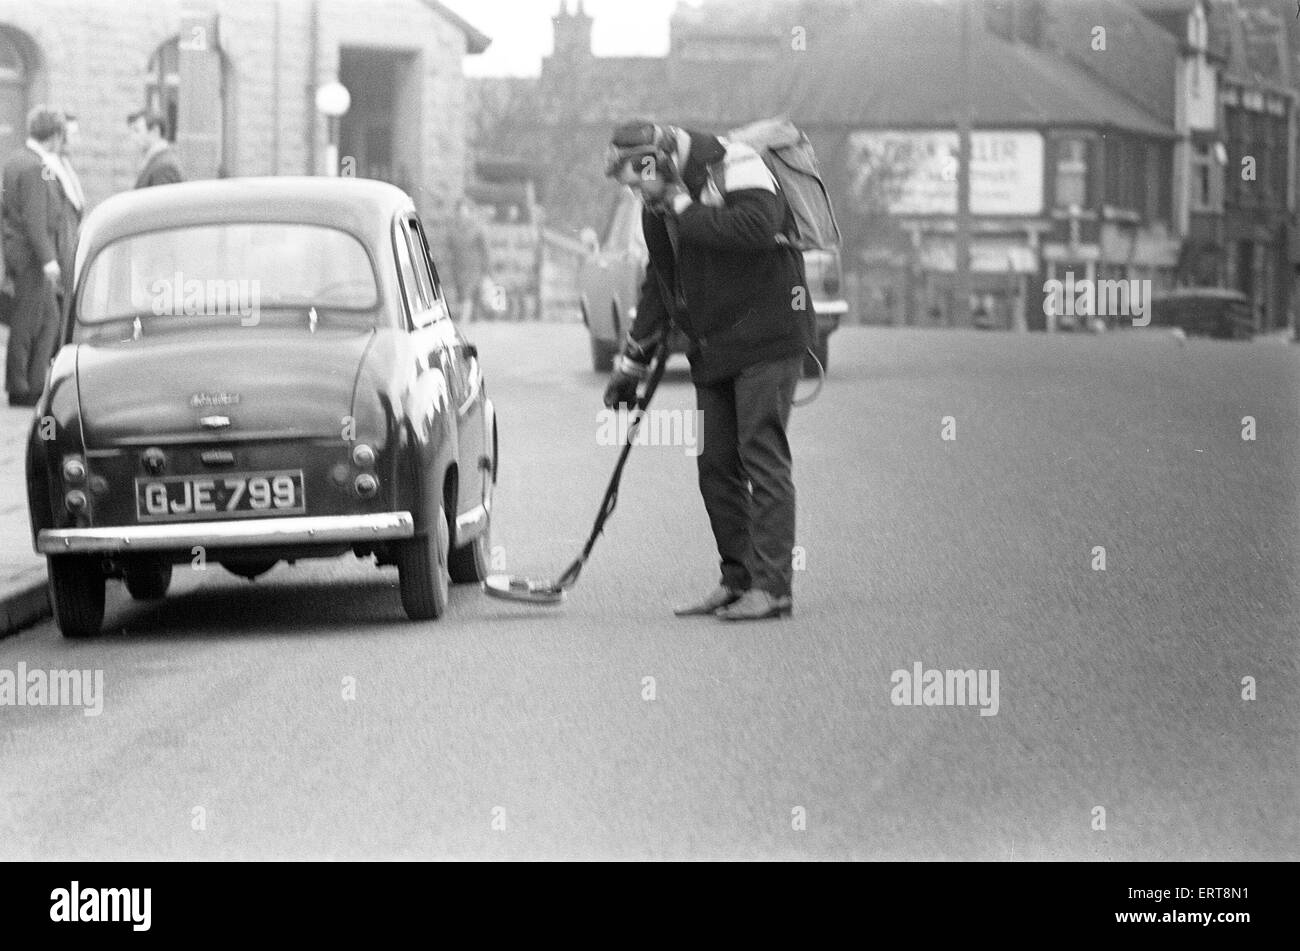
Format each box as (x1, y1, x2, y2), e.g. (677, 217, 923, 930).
(143, 35, 234, 177)
(0, 27, 32, 157)
(144, 37, 181, 144)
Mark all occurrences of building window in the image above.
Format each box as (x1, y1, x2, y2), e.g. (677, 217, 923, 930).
(1055, 137, 1087, 209)
(1190, 143, 1221, 212)
(144, 38, 180, 141)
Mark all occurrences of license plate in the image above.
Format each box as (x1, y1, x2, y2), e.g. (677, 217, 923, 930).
(136, 471, 306, 521)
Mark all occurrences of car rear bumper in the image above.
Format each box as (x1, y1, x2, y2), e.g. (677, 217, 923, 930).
(36, 512, 415, 555)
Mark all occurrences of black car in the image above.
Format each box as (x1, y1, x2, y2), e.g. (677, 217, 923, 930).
(1148, 288, 1255, 339)
(27, 177, 498, 637)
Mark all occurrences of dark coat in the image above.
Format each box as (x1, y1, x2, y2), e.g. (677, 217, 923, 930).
(1, 146, 62, 274)
(135, 146, 184, 189)
(628, 129, 810, 384)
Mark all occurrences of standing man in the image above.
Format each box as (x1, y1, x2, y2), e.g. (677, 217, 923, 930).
(52, 112, 85, 311)
(447, 197, 490, 322)
(1, 107, 67, 407)
(602, 121, 810, 621)
(127, 109, 183, 188)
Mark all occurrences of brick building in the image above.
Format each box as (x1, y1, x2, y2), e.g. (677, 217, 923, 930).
(0, 0, 488, 228)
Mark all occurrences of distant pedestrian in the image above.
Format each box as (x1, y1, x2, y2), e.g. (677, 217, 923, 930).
(1, 107, 68, 406)
(447, 197, 490, 321)
(128, 109, 183, 188)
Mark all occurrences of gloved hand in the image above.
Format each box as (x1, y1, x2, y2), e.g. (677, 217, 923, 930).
(602, 334, 654, 409)
(602, 368, 640, 410)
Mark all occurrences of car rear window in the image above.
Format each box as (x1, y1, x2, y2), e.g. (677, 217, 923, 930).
(77, 223, 380, 328)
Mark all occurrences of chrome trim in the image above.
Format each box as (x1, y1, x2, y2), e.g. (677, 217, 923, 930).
(37, 512, 415, 554)
(812, 299, 850, 316)
(455, 502, 488, 537)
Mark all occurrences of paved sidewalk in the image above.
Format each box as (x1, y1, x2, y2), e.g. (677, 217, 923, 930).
(0, 325, 50, 638)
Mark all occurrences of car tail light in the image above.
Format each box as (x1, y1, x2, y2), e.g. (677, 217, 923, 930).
(62, 455, 86, 484)
(352, 443, 376, 467)
(65, 490, 88, 513)
(824, 269, 841, 297)
(354, 474, 378, 499)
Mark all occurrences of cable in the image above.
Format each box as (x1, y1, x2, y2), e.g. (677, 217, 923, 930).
(793, 345, 825, 407)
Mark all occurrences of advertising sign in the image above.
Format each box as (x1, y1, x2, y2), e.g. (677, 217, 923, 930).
(849, 130, 1044, 216)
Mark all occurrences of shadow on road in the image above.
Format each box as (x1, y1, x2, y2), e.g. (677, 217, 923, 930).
(92, 574, 471, 643)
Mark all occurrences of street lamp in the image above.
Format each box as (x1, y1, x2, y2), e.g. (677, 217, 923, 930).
(315, 81, 351, 177)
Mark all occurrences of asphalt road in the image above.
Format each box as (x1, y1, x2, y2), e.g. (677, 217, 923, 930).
(2, 323, 1297, 860)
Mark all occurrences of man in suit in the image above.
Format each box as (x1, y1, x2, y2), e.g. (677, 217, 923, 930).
(53, 113, 85, 306)
(128, 109, 183, 188)
(2, 107, 68, 407)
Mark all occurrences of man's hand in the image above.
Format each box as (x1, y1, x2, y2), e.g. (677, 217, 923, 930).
(603, 335, 655, 409)
(42, 260, 61, 285)
(647, 182, 690, 216)
(603, 368, 640, 410)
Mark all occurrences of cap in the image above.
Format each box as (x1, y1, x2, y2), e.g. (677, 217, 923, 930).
(605, 120, 675, 179)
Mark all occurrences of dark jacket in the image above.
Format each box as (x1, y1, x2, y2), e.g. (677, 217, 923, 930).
(2, 146, 62, 274)
(135, 146, 184, 189)
(628, 128, 810, 384)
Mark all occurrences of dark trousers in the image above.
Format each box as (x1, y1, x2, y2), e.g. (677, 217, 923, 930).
(4, 265, 59, 398)
(694, 354, 802, 598)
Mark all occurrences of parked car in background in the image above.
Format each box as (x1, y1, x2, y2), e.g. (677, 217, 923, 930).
(27, 177, 498, 637)
(1147, 288, 1254, 339)
(579, 188, 847, 377)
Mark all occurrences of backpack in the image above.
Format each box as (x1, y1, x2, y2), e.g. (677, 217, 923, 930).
(721, 118, 842, 252)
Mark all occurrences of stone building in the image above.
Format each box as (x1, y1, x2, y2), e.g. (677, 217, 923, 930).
(0, 0, 488, 227)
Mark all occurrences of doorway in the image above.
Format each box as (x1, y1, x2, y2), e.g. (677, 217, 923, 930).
(338, 48, 419, 195)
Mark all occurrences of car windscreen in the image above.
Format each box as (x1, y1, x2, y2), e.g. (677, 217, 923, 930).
(77, 222, 381, 330)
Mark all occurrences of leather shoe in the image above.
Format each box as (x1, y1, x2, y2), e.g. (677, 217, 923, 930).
(717, 589, 792, 621)
(673, 585, 742, 617)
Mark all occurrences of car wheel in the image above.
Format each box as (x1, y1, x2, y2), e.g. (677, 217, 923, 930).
(591, 336, 617, 373)
(448, 519, 490, 583)
(397, 502, 450, 620)
(48, 555, 106, 639)
(803, 333, 829, 379)
(124, 559, 173, 600)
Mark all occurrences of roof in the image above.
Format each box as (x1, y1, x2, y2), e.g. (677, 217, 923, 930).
(77, 177, 415, 265)
(763, 1, 1175, 136)
(418, 0, 491, 54)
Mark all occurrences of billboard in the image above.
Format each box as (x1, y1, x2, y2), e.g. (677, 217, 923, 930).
(848, 130, 1044, 217)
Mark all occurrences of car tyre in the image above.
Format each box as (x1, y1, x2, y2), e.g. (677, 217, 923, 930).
(397, 502, 450, 620)
(448, 520, 490, 583)
(803, 333, 829, 378)
(48, 555, 106, 639)
(124, 559, 172, 600)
